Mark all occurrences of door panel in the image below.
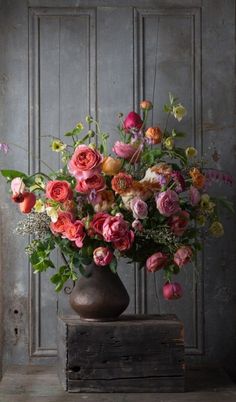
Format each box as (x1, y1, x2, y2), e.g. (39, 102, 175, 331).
(0, 0, 235, 377)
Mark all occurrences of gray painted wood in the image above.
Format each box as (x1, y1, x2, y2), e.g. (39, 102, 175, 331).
(0, 0, 236, 381)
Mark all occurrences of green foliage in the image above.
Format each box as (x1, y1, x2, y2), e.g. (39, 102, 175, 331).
(0, 169, 27, 181)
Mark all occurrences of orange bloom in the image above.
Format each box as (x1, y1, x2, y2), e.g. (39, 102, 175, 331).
(140, 100, 153, 111)
(189, 168, 206, 189)
(111, 173, 133, 195)
(145, 127, 163, 144)
(102, 156, 122, 176)
(93, 190, 115, 212)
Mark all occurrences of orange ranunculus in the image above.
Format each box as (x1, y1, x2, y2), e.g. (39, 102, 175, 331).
(145, 127, 163, 144)
(189, 168, 206, 189)
(111, 172, 133, 195)
(102, 156, 122, 176)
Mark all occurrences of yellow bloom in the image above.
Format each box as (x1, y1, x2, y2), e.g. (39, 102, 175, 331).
(164, 137, 174, 150)
(34, 199, 45, 213)
(196, 215, 206, 226)
(209, 221, 224, 237)
(200, 194, 215, 214)
(185, 147, 198, 158)
(102, 157, 122, 176)
(172, 104, 187, 122)
(51, 139, 66, 152)
(46, 206, 58, 223)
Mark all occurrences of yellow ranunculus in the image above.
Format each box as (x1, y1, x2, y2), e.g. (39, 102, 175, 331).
(185, 147, 198, 158)
(164, 137, 174, 150)
(102, 156, 122, 176)
(34, 199, 45, 213)
(51, 139, 66, 152)
(172, 104, 187, 122)
(200, 194, 215, 214)
(209, 221, 224, 237)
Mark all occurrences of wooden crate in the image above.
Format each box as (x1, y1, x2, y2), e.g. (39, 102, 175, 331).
(57, 315, 185, 393)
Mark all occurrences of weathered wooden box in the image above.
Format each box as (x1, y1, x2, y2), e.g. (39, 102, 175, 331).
(57, 315, 185, 393)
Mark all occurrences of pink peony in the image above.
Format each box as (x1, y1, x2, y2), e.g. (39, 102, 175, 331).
(123, 111, 143, 132)
(168, 210, 190, 236)
(93, 247, 113, 266)
(113, 230, 134, 251)
(11, 177, 25, 195)
(146, 252, 168, 272)
(155, 189, 180, 217)
(174, 246, 192, 267)
(90, 212, 109, 235)
(113, 141, 138, 160)
(68, 145, 103, 179)
(188, 185, 201, 206)
(46, 180, 73, 203)
(130, 197, 148, 220)
(64, 220, 85, 248)
(163, 282, 183, 300)
(103, 215, 129, 242)
(75, 173, 105, 193)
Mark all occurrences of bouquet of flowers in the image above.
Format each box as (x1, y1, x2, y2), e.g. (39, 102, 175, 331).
(0, 94, 233, 300)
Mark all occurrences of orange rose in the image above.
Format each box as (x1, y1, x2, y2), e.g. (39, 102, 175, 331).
(189, 168, 206, 189)
(145, 127, 163, 144)
(102, 156, 122, 176)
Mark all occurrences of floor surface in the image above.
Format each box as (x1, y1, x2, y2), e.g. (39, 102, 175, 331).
(0, 365, 236, 402)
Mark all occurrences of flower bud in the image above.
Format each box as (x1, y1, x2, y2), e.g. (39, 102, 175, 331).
(140, 100, 153, 111)
(185, 147, 197, 158)
(163, 282, 183, 300)
(86, 115, 93, 124)
(164, 137, 174, 150)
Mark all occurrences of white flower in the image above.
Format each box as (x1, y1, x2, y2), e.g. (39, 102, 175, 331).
(46, 207, 58, 223)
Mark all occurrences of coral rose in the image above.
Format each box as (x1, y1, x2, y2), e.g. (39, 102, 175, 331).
(46, 180, 73, 203)
(90, 212, 109, 235)
(174, 246, 192, 267)
(155, 189, 180, 217)
(93, 247, 113, 266)
(113, 230, 134, 251)
(50, 211, 73, 234)
(75, 173, 105, 193)
(113, 141, 139, 161)
(163, 282, 183, 300)
(146, 252, 168, 272)
(168, 211, 190, 236)
(111, 172, 133, 195)
(103, 215, 129, 242)
(130, 197, 148, 220)
(68, 144, 103, 179)
(189, 168, 206, 189)
(102, 156, 122, 176)
(145, 127, 162, 144)
(64, 220, 85, 248)
(123, 111, 143, 131)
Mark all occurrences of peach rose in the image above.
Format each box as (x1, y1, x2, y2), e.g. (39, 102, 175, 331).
(68, 145, 103, 179)
(140, 100, 153, 110)
(46, 180, 73, 203)
(102, 156, 122, 176)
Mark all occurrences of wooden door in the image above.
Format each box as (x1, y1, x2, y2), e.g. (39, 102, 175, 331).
(0, 0, 235, 378)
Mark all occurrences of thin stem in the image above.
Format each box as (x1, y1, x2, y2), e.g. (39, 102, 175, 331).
(8, 142, 56, 173)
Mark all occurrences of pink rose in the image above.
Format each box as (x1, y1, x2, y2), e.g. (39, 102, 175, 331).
(113, 230, 134, 251)
(155, 189, 180, 217)
(64, 220, 85, 248)
(123, 111, 143, 132)
(75, 173, 105, 193)
(132, 219, 143, 231)
(50, 212, 74, 235)
(90, 212, 109, 235)
(163, 282, 183, 300)
(130, 197, 148, 220)
(46, 180, 73, 203)
(168, 211, 190, 236)
(93, 247, 113, 266)
(146, 252, 168, 272)
(103, 215, 129, 242)
(174, 246, 192, 267)
(113, 141, 138, 161)
(189, 185, 201, 206)
(68, 145, 103, 179)
(11, 177, 25, 194)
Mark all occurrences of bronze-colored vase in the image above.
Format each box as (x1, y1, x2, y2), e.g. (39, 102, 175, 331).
(69, 263, 130, 321)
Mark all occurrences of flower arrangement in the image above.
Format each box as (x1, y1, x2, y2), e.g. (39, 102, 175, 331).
(0, 94, 233, 300)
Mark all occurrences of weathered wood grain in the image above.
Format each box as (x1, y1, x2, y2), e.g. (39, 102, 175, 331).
(58, 315, 185, 392)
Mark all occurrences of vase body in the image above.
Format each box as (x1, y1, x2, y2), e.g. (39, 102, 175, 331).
(69, 263, 130, 321)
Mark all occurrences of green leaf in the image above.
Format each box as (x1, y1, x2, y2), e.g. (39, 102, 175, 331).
(109, 257, 117, 274)
(64, 131, 74, 137)
(172, 129, 186, 138)
(0, 169, 27, 181)
(216, 197, 235, 214)
(163, 104, 171, 113)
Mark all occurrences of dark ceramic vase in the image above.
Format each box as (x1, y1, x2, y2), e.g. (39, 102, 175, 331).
(69, 263, 130, 321)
